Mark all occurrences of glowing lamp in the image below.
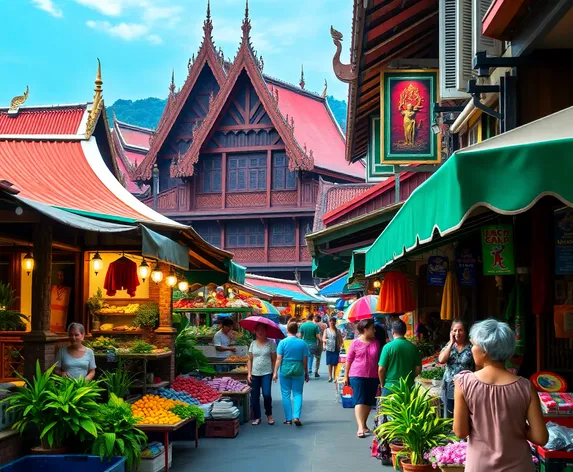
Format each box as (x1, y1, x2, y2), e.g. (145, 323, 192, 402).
(91, 252, 104, 275)
(150, 262, 163, 284)
(373, 279, 381, 289)
(165, 270, 178, 288)
(23, 252, 34, 276)
(138, 258, 150, 282)
(178, 280, 189, 292)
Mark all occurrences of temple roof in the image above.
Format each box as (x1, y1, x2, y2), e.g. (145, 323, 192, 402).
(0, 104, 87, 136)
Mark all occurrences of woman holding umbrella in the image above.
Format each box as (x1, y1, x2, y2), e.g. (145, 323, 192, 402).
(241, 316, 284, 426)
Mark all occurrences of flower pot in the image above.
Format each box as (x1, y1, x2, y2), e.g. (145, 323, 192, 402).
(432, 379, 443, 387)
(400, 459, 434, 472)
(439, 467, 464, 472)
(390, 442, 404, 468)
(31, 446, 68, 455)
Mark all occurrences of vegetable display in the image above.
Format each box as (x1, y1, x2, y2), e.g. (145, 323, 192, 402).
(224, 355, 249, 363)
(87, 336, 119, 352)
(169, 404, 205, 426)
(233, 331, 253, 346)
(150, 387, 200, 405)
(172, 376, 221, 404)
(202, 377, 250, 393)
(419, 367, 445, 381)
(131, 394, 186, 425)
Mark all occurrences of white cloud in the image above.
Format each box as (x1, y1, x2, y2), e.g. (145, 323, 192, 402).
(140, 3, 183, 23)
(31, 0, 63, 18)
(73, 0, 134, 16)
(147, 34, 163, 45)
(86, 20, 162, 44)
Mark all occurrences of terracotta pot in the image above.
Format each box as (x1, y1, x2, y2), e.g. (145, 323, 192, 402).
(390, 442, 404, 468)
(31, 446, 68, 455)
(400, 459, 434, 472)
(439, 467, 465, 472)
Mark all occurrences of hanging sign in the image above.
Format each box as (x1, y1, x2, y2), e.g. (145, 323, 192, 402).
(427, 256, 449, 286)
(456, 248, 477, 287)
(554, 210, 573, 275)
(481, 225, 515, 275)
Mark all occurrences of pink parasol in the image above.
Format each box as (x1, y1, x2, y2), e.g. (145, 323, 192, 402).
(239, 315, 285, 339)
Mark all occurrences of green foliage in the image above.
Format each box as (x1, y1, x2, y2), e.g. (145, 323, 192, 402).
(174, 316, 215, 375)
(91, 394, 147, 471)
(100, 362, 137, 399)
(0, 282, 28, 331)
(133, 303, 159, 329)
(130, 340, 154, 354)
(375, 377, 454, 465)
(86, 288, 104, 315)
(5, 362, 102, 449)
(234, 330, 253, 346)
(419, 367, 445, 381)
(86, 336, 119, 352)
(169, 404, 205, 426)
(326, 95, 347, 131)
(406, 336, 436, 359)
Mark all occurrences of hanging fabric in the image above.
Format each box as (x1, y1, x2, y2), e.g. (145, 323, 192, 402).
(376, 271, 415, 313)
(440, 271, 461, 321)
(104, 255, 140, 297)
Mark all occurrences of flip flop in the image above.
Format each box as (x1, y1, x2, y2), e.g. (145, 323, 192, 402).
(267, 417, 275, 425)
(293, 419, 302, 427)
(283, 421, 292, 425)
(252, 419, 261, 426)
(357, 431, 366, 438)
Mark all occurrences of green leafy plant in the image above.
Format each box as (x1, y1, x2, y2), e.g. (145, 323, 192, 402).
(169, 404, 205, 426)
(234, 330, 253, 346)
(419, 367, 445, 381)
(133, 303, 159, 329)
(0, 282, 28, 331)
(406, 336, 436, 359)
(174, 316, 215, 375)
(100, 362, 137, 398)
(86, 288, 104, 315)
(375, 377, 454, 466)
(91, 393, 147, 470)
(86, 336, 119, 352)
(5, 362, 102, 449)
(130, 340, 154, 354)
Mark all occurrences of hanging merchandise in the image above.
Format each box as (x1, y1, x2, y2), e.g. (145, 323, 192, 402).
(553, 304, 573, 338)
(555, 210, 573, 275)
(104, 255, 140, 297)
(427, 256, 449, 286)
(456, 248, 477, 287)
(481, 225, 515, 275)
(440, 271, 461, 321)
(505, 280, 526, 354)
(376, 271, 415, 313)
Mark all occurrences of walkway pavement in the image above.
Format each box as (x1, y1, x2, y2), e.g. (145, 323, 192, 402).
(171, 358, 390, 471)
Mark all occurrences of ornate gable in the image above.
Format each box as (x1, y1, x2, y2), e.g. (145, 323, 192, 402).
(170, 3, 314, 178)
(132, 1, 226, 181)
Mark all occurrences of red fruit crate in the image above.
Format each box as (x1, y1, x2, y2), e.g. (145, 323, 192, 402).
(205, 419, 240, 438)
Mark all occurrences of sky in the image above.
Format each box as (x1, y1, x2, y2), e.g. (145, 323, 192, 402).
(0, 0, 353, 107)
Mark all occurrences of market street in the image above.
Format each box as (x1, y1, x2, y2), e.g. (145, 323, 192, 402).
(171, 360, 387, 472)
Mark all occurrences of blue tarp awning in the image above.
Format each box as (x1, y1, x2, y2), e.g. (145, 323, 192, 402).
(318, 275, 348, 297)
(248, 284, 319, 303)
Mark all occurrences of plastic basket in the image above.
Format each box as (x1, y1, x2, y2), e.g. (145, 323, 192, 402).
(341, 395, 355, 408)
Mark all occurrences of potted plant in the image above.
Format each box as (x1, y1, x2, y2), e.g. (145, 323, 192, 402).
(0, 282, 28, 331)
(133, 303, 159, 338)
(100, 361, 137, 399)
(5, 361, 101, 453)
(86, 288, 104, 330)
(426, 441, 466, 471)
(376, 377, 454, 472)
(90, 393, 147, 471)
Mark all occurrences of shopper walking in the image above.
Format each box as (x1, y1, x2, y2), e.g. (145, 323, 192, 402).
(344, 318, 381, 439)
(273, 322, 309, 426)
(454, 319, 548, 472)
(247, 323, 277, 426)
(55, 323, 96, 380)
(323, 316, 343, 382)
(313, 315, 327, 377)
(438, 319, 474, 418)
(298, 314, 320, 376)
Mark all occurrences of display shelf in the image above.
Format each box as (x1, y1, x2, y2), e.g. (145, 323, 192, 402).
(95, 351, 172, 359)
(103, 298, 150, 302)
(91, 330, 143, 335)
(172, 307, 252, 313)
(132, 380, 170, 389)
(97, 312, 138, 316)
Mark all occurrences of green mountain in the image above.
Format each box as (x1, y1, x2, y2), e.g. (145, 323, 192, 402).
(107, 95, 347, 132)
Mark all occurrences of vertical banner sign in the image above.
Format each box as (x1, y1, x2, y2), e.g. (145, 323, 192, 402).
(381, 70, 441, 165)
(554, 210, 573, 275)
(427, 256, 449, 286)
(456, 248, 477, 287)
(481, 225, 515, 275)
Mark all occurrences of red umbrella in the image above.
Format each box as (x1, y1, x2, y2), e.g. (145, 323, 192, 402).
(239, 316, 285, 339)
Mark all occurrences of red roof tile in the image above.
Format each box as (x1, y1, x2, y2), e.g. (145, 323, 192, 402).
(268, 82, 364, 179)
(0, 107, 85, 135)
(117, 122, 152, 149)
(0, 140, 154, 221)
(324, 184, 374, 214)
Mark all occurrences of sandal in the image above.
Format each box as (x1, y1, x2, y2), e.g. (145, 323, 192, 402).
(357, 431, 366, 438)
(283, 421, 292, 425)
(252, 419, 261, 426)
(267, 416, 275, 425)
(293, 419, 302, 427)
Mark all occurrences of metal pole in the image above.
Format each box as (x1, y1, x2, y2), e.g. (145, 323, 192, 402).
(394, 166, 400, 203)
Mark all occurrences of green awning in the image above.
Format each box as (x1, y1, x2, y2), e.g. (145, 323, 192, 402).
(348, 245, 371, 283)
(142, 226, 189, 270)
(227, 260, 246, 285)
(365, 136, 573, 276)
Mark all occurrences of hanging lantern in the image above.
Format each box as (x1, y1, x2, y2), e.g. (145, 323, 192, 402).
(23, 252, 34, 276)
(91, 252, 104, 275)
(373, 279, 381, 289)
(178, 280, 189, 292)
(165, 269, 178, 288)
(138, 258, 150, 282)
(150, 261, 163, 285)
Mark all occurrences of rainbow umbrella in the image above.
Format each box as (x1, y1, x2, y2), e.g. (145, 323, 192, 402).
(259, 300, 281, 315)
(343, 295, 379, 322)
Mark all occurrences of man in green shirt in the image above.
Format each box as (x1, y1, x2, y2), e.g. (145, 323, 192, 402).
(299, 314, 320, 375)
(378, 319, 422, 394)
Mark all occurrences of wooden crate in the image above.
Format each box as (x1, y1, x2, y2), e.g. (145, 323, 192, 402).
(205, 419, 240, 438)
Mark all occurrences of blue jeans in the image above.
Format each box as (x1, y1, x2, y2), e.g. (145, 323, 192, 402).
(279, 375, 304, 421)
(250, 374, 272, 419)
(306, 342, 317, 373)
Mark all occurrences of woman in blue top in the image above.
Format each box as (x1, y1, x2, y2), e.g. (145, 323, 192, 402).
(273, 321, 309, 426)
(55, 323, 96, 380)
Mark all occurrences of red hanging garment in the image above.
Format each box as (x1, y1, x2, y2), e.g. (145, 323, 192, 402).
(104, 256, 140, 297)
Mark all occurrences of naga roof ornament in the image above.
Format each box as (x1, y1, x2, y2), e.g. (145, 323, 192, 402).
(8, 86, 29, 114)
(299, 65, 305, 90)
(85, 59, 104, 139)
(330, 26, 357, 83)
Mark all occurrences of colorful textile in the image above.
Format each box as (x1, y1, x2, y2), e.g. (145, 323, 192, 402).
(103, 256, 140, 297)
(440, 271, 461, 320)
(376, 271, 414, 313)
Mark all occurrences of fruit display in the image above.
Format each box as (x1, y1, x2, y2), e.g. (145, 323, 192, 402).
(224, 356, 249, 363)
(419, 367, 445, 380)
(86, 336, 118, 352)
(202, 377, 250, 393)
(86, 337, 170, 355)
(100, 303, 140, 314)
(173, 292, 262, 310)
(99, 324, 114, 332)
(171, 375, 221, 404)
(150, 387, 200, 405)
(131, 394, 186, 425)
(231, 366, 248, 373)
(233, 331, 253, 346)
(185, 326, 217, 337)
(169, 404, 205, 426)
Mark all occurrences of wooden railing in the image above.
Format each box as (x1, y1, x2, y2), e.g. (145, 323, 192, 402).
(0, 333, 25, 382)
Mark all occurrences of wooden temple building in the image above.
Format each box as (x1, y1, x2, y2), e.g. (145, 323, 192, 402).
(111, 3, 364, 284)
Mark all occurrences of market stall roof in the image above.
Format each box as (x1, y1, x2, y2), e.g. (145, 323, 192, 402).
(317, 272, 356, 298)
(364, 105, 573, 276)
(245, 274, 321, 303)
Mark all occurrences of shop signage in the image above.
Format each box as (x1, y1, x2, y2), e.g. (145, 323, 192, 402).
(554, 210, 573, 275)
(456, 248, 477, 287)
(380, 70, 441, 165)
(481, 225, 515, 275)
(427, 256, 449, 286)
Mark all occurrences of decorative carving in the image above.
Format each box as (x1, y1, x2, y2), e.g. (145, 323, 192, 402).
(226, 192, 266, 207)
(209, 89, 215, 109)
(322, 79, 328, 98)
(195, 194, 221, 208)
(258, 55, 264, 73)
(269, 247, 296, 263)
(330, 26, 357, 83)
(271, 191, 297, 206)
(203, 0, 213, 40)
(241, 0, 251, 43)
(169, 69, 176, 95)
(9, 86, 29, 112)
(299, 65, 305, 90)
(85, 59, 104, 139)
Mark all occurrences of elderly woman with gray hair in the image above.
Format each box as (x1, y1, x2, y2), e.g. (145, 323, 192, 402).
(454, 319, 548, 472)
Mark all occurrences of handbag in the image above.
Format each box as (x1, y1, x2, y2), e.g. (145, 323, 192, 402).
(281, 359, 304, 378)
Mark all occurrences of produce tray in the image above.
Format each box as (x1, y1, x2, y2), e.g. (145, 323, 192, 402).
(172, 308, 252, 313)
(91, 330, 143, 335)
(137, 417, 194, 432)
(132, 381, 170, 389)
(95, 352, 173, 359)
(220, 387, 251, 395)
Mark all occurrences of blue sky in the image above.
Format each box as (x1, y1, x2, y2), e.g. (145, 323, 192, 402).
(0, 0, 353, 108)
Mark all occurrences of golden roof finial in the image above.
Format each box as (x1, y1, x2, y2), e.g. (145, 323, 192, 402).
(321, 79, 328, 98)
(8, 86, 29, 114)
(85, 58, 104, 139)
(241, 0, 251, 42)
(203, 0, 213, 40)
(299, 64, 305, 90)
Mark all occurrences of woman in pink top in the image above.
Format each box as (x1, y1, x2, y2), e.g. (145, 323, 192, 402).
(454, 319, 548, 472)
(344, 319, 381, 439)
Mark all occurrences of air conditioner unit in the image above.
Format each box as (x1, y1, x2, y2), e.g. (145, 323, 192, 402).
(439, 0, 502, 99)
